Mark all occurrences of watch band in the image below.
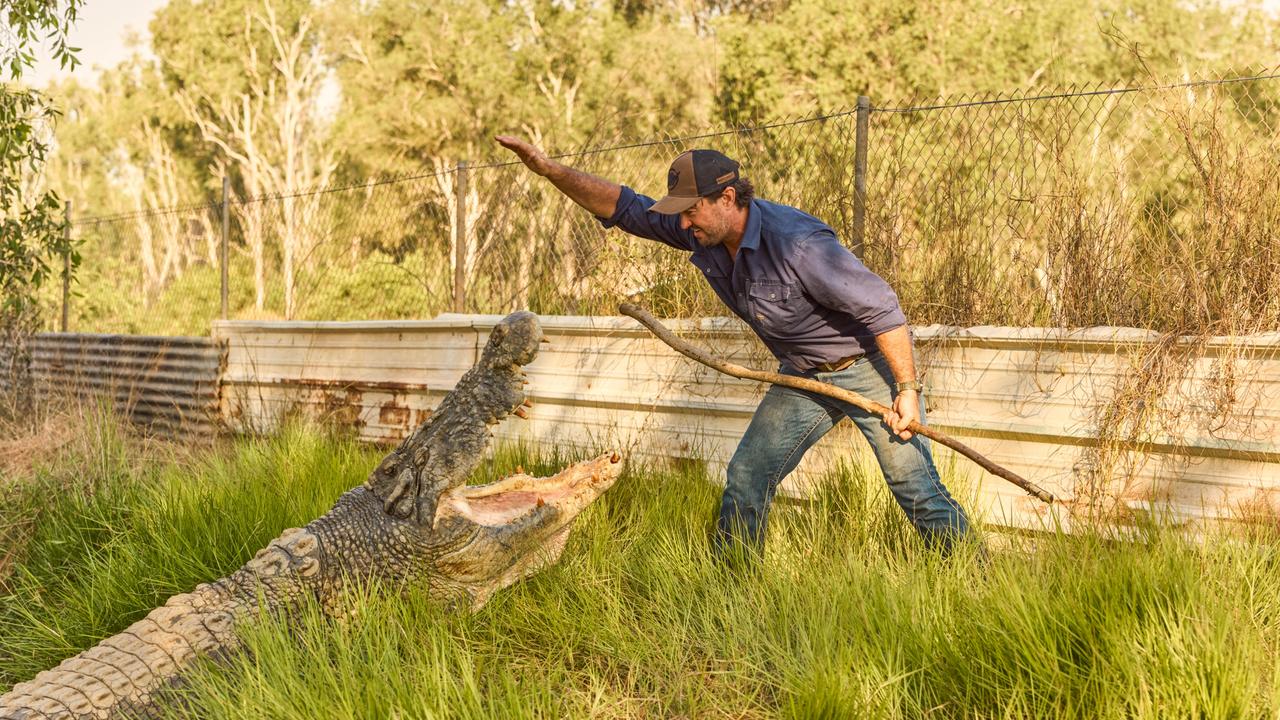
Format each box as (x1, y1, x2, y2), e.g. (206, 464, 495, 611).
(893, 379, 923, 394)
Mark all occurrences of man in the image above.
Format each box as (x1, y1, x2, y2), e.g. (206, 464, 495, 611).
(497, 135, 974, 556)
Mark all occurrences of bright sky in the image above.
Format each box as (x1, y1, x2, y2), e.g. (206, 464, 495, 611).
(28, 0, 167, 88)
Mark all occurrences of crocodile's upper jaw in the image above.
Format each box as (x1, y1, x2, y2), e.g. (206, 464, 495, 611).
(441, 452, 622, 526)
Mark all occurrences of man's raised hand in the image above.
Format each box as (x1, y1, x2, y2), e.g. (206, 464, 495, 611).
(496, 135, 555, 177)
(493, 136, 622, 218)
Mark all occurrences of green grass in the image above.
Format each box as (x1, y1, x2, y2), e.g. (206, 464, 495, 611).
(3, 416, 1280, 718)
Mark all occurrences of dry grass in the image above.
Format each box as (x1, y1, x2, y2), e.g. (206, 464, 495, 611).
(0, 405, 81, 478)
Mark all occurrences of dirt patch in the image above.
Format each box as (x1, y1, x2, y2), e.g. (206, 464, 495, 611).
(0, 413, 80, 480)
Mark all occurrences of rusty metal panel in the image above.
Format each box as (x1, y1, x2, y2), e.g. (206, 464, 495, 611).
(29, 333, 225, 441)
(214, 319, 478, 442)
(214, 316, 1280, 533)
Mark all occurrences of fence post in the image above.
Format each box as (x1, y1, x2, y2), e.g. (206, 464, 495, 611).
(853, 95, 870, 257)
(220, 175, 230, 321)
(452, 160, 468, 314)
(61, 201, 71, 333)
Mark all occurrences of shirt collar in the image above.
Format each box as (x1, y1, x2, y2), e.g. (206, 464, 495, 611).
(738, 200, 762, 252)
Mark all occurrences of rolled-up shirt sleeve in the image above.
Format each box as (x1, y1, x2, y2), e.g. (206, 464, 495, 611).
(794, 230, 907, 335)
(596, 185, 695, 251)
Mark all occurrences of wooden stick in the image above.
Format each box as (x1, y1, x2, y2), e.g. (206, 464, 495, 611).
(619, 303, 1055, 505)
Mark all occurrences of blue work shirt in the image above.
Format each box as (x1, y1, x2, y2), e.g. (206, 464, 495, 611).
(599, 185, 907, 373)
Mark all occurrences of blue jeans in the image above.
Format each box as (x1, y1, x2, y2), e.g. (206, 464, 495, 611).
(716, 352, 972, 554)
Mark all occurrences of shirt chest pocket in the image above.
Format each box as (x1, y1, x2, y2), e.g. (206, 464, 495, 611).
(747, 280, 803, 336)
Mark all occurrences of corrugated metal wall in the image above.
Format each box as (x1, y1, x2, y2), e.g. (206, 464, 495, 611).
(214, 316, 1280, 532)
(29, 333, 225, 440)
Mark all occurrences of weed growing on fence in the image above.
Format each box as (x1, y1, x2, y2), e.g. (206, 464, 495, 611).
(3, 422, 1280, 717)
(1061, 67, 1280, 517)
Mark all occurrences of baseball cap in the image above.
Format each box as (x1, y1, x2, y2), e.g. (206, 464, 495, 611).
(648, 149, 741, 214)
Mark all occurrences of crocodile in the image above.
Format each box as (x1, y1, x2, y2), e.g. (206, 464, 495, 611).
(0, 310, 623, 719)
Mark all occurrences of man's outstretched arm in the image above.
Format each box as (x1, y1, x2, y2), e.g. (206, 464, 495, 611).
(496, 136, 621, 219)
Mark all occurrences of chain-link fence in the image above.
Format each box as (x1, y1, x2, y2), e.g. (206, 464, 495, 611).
(53, 68, 1280, 337)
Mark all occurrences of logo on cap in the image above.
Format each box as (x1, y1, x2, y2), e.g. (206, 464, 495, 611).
(668, 168, 680, 191)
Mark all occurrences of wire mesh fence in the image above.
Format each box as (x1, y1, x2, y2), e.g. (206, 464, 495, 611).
(866, 71, 1280, 333)
(53, 68, 1280, 337)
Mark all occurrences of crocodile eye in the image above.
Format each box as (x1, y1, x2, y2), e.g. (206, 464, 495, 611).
(376, 454, 399, 477)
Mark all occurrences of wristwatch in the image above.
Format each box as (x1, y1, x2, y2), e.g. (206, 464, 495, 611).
(893, 379, 924, 394)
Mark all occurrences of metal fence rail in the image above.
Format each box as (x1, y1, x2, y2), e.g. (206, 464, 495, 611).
(56, 68, 1280, 336)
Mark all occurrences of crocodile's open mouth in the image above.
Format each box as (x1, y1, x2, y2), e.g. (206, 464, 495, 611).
(442, 452, 623, 527)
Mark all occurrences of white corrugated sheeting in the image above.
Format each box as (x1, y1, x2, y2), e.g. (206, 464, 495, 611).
(214, 316, 1280, 532)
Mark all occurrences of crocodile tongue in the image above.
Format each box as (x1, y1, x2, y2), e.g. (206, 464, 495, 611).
(443, 452, 623, 527)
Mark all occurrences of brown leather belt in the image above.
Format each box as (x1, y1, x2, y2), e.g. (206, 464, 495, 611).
(814, 354, 861, 373)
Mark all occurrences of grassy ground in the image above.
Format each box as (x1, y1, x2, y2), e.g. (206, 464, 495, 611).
(3, 412, 1280, 719)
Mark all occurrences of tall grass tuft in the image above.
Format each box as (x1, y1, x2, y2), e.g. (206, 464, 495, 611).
(3, 424, 1280, 718)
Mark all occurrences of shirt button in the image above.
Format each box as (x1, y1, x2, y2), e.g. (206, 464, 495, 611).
(769, 293, 776, 299)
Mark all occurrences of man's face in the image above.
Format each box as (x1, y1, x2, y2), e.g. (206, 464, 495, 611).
(678, 193, 734, 247)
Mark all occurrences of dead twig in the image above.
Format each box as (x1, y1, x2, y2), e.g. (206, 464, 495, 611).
(619, 303, 1055, 504)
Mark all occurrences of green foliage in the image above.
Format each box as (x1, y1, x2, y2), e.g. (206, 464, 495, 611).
(324, 0, 715, 178)
(2, 0, 84, 310)
(44, 59, 206, 220)
(147, 0, 317, 204)
(304, 248, 453, 320)
(2, 0, 83, 401)
(715, 0, 1273, 120)
(1, 0, 81, 78)
(4, 424, 1280, 716)
(150, 0, 313, 103)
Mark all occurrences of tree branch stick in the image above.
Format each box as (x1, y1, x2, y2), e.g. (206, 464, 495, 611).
(619, 303, 1055, 505)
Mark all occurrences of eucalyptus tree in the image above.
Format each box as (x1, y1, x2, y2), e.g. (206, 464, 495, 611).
(324, 0, 718, 311)
(153, 0, 336, 317)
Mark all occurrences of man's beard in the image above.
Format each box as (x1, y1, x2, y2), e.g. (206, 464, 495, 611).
(692, 224, 725, 247)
